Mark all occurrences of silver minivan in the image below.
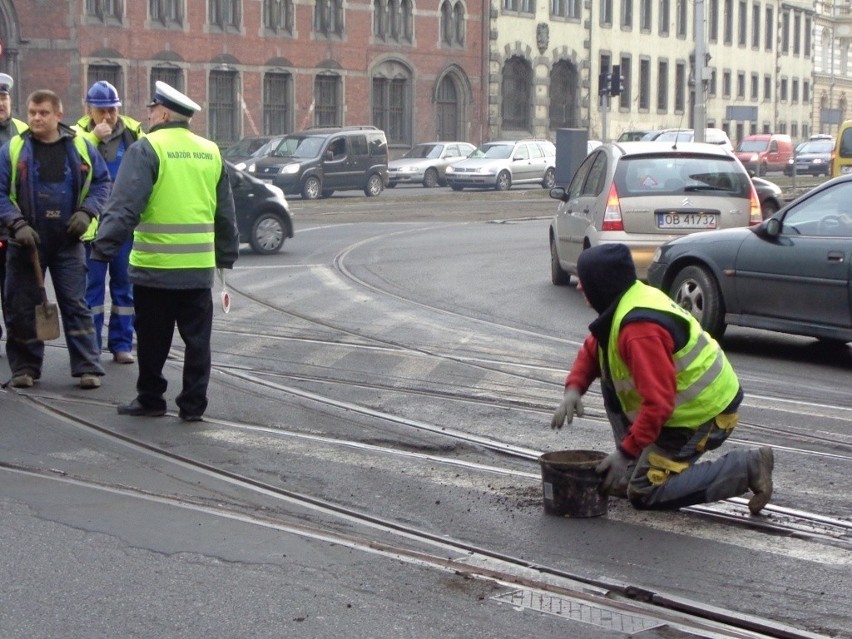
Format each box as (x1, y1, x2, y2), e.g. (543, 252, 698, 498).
(548, 141, 762, 281)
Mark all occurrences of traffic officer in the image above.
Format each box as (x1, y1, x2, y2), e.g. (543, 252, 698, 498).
(551, 244, 774, 514)
(0, 73, 28, 347)
(75, 81, 144, 364)
(91, 81, 239, 421)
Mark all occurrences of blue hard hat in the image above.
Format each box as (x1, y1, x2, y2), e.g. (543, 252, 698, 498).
(86, 81, 122, 108)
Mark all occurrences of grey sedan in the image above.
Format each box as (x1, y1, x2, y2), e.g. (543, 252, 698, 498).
(387, 141, 476, 188)
(647, 174, 852, 343)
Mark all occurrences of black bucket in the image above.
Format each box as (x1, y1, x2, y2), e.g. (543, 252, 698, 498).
(539, 450, 609, 518)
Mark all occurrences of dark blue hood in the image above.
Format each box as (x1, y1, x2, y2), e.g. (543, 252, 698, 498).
(577, 244, 637, 314)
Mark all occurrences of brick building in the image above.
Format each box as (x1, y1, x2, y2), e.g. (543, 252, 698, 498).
(0, 0, 486, 151)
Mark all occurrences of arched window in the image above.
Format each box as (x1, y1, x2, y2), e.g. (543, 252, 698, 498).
(501, 56, 531, 130)
(315, 0, 343, 36)
(373, 0, 386, 37)
(372, 61, 413, 145)
(453, 3, 465, 45)
(440, 0, 465, 46)
(436, 74, 463, 140)
(549, 60, 580, 129)
(441, 1, 453, 44)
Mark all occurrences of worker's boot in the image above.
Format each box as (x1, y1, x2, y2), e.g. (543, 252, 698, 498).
(747, 447, 774, 515)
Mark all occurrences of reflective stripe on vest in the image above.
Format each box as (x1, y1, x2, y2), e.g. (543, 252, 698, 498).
(602, 281, 739, 428)
(8, 134, 94, 208)
(130, 127, 221, 271)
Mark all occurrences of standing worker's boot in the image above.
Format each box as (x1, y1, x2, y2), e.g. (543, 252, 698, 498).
(747, 447, 774, 515)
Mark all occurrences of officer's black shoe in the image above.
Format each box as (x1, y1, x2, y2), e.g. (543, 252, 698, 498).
(178, 411, 203, 422)
(117, 399, 167, 417)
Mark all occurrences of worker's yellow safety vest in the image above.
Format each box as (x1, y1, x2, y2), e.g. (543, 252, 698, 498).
(602, 281, 740, 428)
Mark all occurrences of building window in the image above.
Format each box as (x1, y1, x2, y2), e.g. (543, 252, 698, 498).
(639, 58, 650, 110)
(657, 60, 668, 111)
(640, 0, 652, 30)
(723, 0, 732, 44)
(750, 73, 758, 99)
(751, 2, 759, 47)
(619, 55, 632, 108)
(504, 0, 535, 13)
(264, 0, 294, 33)
(723, 70, 731, 98)
(209, 70, 238, 143)
(675, 61, 685, 111)
(792, 79, 799, 103)
(86, 0, 123, 22)
(793, 11, 801, 55)
(764, 6, 773, 51)
(600, 0, 613, 25)
(441, 1, 465, 45)
(88, 64, 122, 91)
(502, 57, 531, 130)
(150, 65, 183, 95)
(781, 9, 790, 53)
(709, 0, 718, 41)
(621, 0, 633, 28)
(552, 0, 581, 18)
(263, 72, 291, 135)
(780, 78, 788, 101)
(737, 0, 746, 46)
(150, 0, 183, 26)
(375, 0, 413, 43)
(676, 0, 686, 37)
(804, 16, 811, 56)
(315, 74, 341, 126)
(736, 72, 745, 98)
(209, 0, 240, 30)
(803, 80, 810, 103)
(709, 69, 717, 97)
(315, 0, 343, 36)
(658, 0, 669, 35)
(372, 76, 409, 144)
(549, 60, 580, 127)
(763, 75, 771, 101)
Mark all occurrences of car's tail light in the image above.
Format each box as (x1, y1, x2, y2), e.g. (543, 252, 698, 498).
(748, 184, 762, 225)
(601, 184, 624, 231)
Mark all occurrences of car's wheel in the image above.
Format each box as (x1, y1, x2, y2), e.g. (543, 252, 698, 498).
(542, 167, 556, 189)
(669, 265, 726, 338)
(760, 198, 779, 220)
(550, 236, 571, 286)
(423, 168, 439, 188)
(249, 211, 288, 255)
(495, 171, 511, 191)
(364, 173, 383, 197)
(302, 176, 321, 200)
(321, 189, 334, 198)
(451, 184, 464, 191)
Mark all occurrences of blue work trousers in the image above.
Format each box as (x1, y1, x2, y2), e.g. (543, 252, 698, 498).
(4, 241, 104, 379)
(85, 239, 134, 353)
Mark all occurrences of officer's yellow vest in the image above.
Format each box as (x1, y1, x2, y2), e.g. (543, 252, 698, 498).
(8, 133, 94, 208)
(130, 127, 222, 271)
(602, 281, 739, 428)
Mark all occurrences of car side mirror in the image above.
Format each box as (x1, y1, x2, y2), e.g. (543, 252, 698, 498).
(764, 217, 782, 237)
(549, 186, 569, 202)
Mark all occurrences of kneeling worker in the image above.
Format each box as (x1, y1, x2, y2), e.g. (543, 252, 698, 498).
(550, 244, 774, 514)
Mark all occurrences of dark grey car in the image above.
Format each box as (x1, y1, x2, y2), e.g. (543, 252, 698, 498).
(647, 174, 852, 343)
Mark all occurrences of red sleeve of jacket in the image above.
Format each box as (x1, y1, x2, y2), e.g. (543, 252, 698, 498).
(565, 334, 601, 392)
(617, 322, 678, 458)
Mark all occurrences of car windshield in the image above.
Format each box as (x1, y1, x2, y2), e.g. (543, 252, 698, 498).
(615, 155, 751, 197)
(799, 140, 833, 154)
(404, 144, 443, 159)
(737, 140, 769, 152)
(269, 136, 325, 159)
(469, 144, 513, 159)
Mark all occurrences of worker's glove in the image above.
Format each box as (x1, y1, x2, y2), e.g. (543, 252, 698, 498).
(596, 449, 632, 494)
(67, 210, 93, 238)
(551, 386, 584, 429)
(10, 219, 39, 248)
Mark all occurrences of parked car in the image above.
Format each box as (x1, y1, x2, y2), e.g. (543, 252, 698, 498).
(226, 162, 294, 255)
(242, 126, 388, 199)
(733, 133, 794, 175)
(617, 130, 650, 142)
(444, 139, 556, 191)
(832, 120, 852, 177)
(784, 138, 834, 176)
(387, 141, 476, 188)
(548, 141, 761, 282)
(751, 176, 784, 219)
(649, 128, 734, 150)
(222, 135, 274, 165)
(647, 174, 852, 343)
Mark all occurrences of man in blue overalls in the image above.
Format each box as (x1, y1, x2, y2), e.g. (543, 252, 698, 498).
(0, 89, 110, 389)
(75, 81, 143, 364)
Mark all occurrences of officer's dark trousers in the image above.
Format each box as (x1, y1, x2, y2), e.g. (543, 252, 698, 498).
(133, 285, 212, 417)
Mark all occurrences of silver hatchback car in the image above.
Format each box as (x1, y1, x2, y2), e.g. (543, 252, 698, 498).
(445, 139, 556, 191)
(387, 141, 476, 188)
(549, 142, 762, 281)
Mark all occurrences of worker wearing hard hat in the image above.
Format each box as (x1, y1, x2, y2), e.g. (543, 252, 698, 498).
(74, 80, 144, 365)
(0, 72, 27, 350)
(91, 81, 239, 422)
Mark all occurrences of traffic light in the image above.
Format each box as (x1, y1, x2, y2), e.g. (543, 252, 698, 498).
(610, 65, 624, 97)
(599, 71, 611, 96)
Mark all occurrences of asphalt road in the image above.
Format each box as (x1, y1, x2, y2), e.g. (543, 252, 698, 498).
(0, 189, 849, 638)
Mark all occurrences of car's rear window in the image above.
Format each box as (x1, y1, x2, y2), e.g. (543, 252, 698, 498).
(614, 155, 751, 198)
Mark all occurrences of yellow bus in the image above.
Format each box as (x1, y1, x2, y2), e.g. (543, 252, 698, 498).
(832, 120, 852, 177)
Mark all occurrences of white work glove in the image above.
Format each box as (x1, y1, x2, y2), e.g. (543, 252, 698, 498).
(550, 386, 584, 430)
(596, 449, 632, 493)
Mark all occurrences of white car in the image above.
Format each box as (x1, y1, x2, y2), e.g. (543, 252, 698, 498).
(387, 141, 476, 188)
(445, 139, 556, 191)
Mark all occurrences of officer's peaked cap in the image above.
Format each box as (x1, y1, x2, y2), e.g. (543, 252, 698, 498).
(147, 81, 200, 117)
(0, 73, 13, 95)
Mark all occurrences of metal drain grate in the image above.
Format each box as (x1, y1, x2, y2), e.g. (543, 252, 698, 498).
(493, 588, 664, 634)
